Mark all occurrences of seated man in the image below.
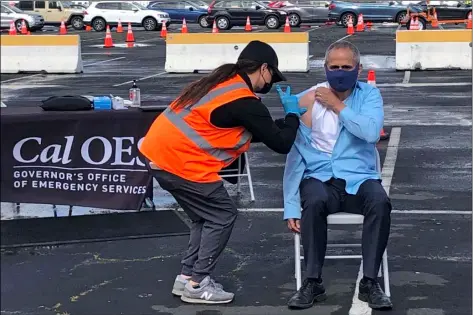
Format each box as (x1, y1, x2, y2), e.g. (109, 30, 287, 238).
(282, 40, 393, 310)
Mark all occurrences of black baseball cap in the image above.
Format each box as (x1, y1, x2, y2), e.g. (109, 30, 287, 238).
(237, 40, 286, 83)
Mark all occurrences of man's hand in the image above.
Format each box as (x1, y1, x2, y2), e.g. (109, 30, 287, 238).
(314, 87, 345, 113)
(287, 218, 301, 233)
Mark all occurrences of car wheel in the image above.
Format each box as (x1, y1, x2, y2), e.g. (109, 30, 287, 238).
(340, 12, 356, 27)
(396, 11, 407, 24)
(143, 17, 157, 31)
(265, 15, 280, 29)
(70, 16, 84, 30)
(15, 19, 28, 33)
(288, 13, 301, 27)
(92, 17, 106, 32)
(216, 16, 230, 30)
(199, 15, 210, 28)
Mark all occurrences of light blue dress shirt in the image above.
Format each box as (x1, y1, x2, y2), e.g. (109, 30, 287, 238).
(283, 81, 384, 220)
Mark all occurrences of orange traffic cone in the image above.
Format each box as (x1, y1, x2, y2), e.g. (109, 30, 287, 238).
(181, 18, 188, 33)
(245, 16, 252, 31)
(20, 20, 27, 35)
(367, 70, 389, 141)
(9, 21, 17, 35)
(410, 16, 420, 30)
(284, 16, 291, 32)
(117, 19, 123, 33)
(126, 22, 134, 42)
(160, 21, 167, 38)
(59, 19, 67, 35)
(103, 25, 114, 48)
(431, 9, 439, 28)
(366, 21, 373, 30)
(85, 25, 92, 31)
(356, 13, 364, 32)
(347, 16, 354, 35)
(466, 12, 472, 29)
(212, 20, 219, 33)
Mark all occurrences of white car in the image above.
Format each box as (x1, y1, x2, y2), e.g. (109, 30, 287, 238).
(83, 1, 170, 31)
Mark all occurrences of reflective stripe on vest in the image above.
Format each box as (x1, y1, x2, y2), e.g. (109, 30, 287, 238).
(163, 82, 252, 163)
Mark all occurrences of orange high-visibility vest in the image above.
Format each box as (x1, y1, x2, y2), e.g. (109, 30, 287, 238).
(139, 75, 257, 183)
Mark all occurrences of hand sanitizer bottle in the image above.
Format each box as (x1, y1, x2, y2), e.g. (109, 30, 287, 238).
(129, 80, 141, 107)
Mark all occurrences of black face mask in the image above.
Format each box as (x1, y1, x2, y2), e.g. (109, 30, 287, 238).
(256, 69, 273, 94)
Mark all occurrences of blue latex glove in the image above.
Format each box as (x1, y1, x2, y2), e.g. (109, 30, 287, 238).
(276, 85, 307, 117)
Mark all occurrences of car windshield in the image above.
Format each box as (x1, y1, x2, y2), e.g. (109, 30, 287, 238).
(62, 1, 73, 8)
(190, 0, 209, 7)
(132, 2, 147, 9)
(254, 1, 269, 8)
(8, 5, 23, 13)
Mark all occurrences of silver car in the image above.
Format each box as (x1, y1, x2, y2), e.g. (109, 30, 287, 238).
(279, 1, 330, 26)
(1, 2, 44, 32)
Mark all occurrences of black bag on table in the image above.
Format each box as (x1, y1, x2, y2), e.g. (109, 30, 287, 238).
(41, 95, 93, 111)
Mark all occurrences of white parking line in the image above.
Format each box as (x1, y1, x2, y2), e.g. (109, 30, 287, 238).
(307, 26, 321, 32)
(1, 74, 41, 83)
(402, 71, 411, 84)
(348, 127, 401, 315)
(84, 57, 126, 67)
(336, 34, 352, 42)
(81, 36, 108, 42)
(113, 71, 167, 87)
(1, 57, 126, 84)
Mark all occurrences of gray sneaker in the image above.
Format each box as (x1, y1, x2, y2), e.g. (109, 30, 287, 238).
(180, 276, 234, 304)
(172, 275, 223, 297)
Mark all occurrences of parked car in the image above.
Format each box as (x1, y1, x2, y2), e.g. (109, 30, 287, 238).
(277, 1, 329, 26)
(207, 0, 287, 30)
(83, 1, 170, 31)
(328, 0, 409, 26)
(1, 2, 44, 31)
(15, 0, 84, 29)
(147, 0, 210, 27)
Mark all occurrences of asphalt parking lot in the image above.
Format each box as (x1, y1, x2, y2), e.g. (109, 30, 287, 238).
(1, 22, 472, 315)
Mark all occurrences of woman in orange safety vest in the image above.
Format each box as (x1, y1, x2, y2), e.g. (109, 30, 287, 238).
(140, 40, 313, 305)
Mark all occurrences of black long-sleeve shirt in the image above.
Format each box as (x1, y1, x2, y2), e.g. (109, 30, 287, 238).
(209, 73, 300, 154)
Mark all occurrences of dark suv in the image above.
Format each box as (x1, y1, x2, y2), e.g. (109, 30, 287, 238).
(207, 0, 287, 30)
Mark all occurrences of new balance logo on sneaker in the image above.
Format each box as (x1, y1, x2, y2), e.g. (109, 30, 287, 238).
(200, 291, 213, 301)
(180, 276, 234, 304)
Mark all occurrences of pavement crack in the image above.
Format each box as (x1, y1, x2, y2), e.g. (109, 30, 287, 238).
(70, 277, 122, 303)
(67, 253, 176, 272)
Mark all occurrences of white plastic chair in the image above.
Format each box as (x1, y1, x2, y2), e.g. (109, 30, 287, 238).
(293, 149, 391, 297)
(220, 152, 255, 201)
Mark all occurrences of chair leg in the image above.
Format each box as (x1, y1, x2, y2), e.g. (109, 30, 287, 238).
(236, 155, 242, 194)
(294, 233, 302, 290)
(382, 249, 391, 297)
(244, 152, 255, 201)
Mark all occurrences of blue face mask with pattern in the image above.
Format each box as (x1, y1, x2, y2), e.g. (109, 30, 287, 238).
(324, 64, 359, 92)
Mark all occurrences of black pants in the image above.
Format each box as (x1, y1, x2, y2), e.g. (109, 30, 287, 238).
(151, 170, 238, 283)
(300, 178, 392, 279)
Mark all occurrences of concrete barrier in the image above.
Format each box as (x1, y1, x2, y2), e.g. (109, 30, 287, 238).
(1, 35, 83, 74)
(165, 33, 309, 73)
(396, 30, 472, 70)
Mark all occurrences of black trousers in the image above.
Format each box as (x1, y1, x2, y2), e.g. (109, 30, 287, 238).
(151, 170, 238, 283)
(300, 178, 392, 279)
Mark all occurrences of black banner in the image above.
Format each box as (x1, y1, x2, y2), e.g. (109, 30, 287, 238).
(0, 108, 159, 210)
